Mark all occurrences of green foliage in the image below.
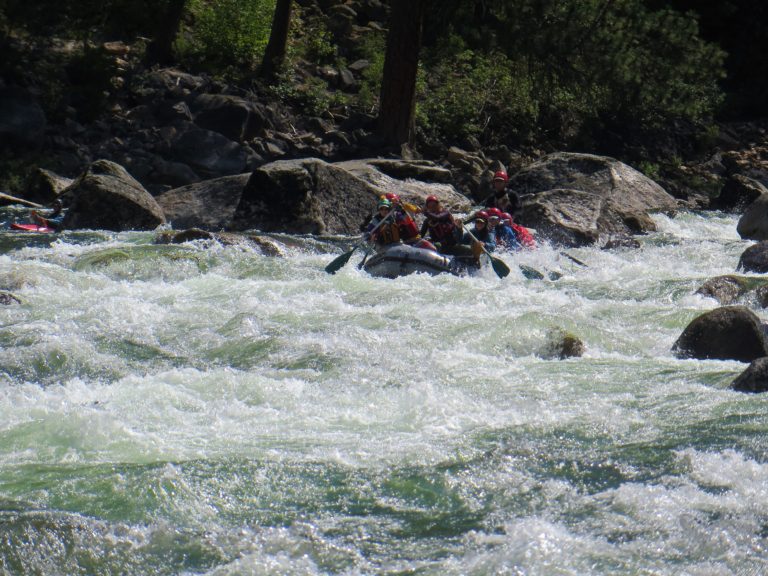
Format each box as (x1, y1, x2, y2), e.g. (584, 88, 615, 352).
(414, 0, 726, 151)
(416, 35, 538, 144)
(178, 0, 275, 71)
(356, 33, 386, 112)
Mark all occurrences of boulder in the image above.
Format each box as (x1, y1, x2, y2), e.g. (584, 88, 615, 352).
(155, 228, 283, 256)
(672, 306, 768, 362)
(191, 94, 274, 142)
(737, 194, 768, 240)
(164, 123, 256, 177)
(335, 159, 470, 212)
(0, 292, 21, 306)
(230, 158, 383, 234)
(712, 174, 767, 213)
(737, 242, 768, 273)
(731, 357, 768, 393)
(0, 86, 46, 147)
(155, 173, 250, 230)
(23, 168, 73, 205)
(62, 160, 166, 231)
(509, 152, 678, 247)
(695, 275, 749, 305)
(540, 328, 585, 360)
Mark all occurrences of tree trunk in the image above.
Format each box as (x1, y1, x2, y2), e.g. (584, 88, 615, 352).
(145, 0, 187, 65)
(377, 0, 428, 147)
(259, 0, 293, 82)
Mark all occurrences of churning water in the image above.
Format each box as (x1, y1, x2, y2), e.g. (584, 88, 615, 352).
(0, 205, 766, 575)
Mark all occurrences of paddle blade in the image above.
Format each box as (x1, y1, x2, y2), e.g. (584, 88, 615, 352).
(324, 247, 356, 274)
(490, 256, 511, 278)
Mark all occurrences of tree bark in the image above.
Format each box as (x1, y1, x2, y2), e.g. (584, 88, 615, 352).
(259, 0, 293, 82)
(145, 0, 187, 65)
(377, 0, 428, 147)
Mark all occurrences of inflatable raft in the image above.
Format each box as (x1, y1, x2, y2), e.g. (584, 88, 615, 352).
(363, 244, 474, 279)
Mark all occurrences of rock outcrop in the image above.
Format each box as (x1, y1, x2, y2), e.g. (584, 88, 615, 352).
(731, 357, 768, 393)
(672, 306, 768, 362)
(737, 242, 768, 273)
(737, 194, 768, 240)
(155, 173, 250, 230)
(62, 160, 166, 231)
(509, 152, 678, 246)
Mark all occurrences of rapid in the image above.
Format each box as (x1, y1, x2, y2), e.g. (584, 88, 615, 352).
(0, 204, 766, 575)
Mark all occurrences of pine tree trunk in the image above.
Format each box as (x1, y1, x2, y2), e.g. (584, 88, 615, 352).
(145, 0, 187, 65)
(259, 0, 293, 82)
(377, 0, 428, 147)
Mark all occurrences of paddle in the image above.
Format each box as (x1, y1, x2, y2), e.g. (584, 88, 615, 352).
(460, 226, 510, 279)
(325, 207, 396, 274)
(560, 251, 588, 267)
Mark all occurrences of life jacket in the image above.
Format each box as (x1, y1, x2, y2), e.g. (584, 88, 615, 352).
(396, 212, 421, 243)
(374, 221, 400, 246)
(495, 224, 521, 250)
(424, 212, 459, 246)
(511, 223, 536, 248)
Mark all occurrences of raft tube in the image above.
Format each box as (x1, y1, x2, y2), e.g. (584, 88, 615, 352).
(363, 244, 472, 279)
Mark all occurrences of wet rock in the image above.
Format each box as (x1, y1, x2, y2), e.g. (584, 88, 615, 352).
(155, 228, 215, 244)
(731, 357, 768, 393)
(22, 168, 74, 205)
(737, 242, 768, 273)
(737, 194, 768, 240)
(230, 157, 382, 234)
(62, 159, 166, 231)
(0, 292, 21, 305)
(510, 152, 677, 247)
(672, 306, 768, 362)
(712, 174, 767, 213)
(540, 328, 585, 360)
(696, 275, 749, 305)
(155, 173, 249, 230)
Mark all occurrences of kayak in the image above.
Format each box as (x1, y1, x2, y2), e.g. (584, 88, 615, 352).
(10, 223, 55, 233)
(363, 244, 475, 279)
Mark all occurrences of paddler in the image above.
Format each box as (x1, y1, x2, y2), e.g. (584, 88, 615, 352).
(30, 199, 65, 231)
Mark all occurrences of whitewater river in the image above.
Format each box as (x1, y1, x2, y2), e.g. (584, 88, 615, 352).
(0, 205, 766, 575)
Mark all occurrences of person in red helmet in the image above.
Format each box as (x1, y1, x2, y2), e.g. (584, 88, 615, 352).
(482, 168, 521, 217)
(420, 194, 462, 252)
(461, 210, 495, 256)
(495, 211, 522, 250)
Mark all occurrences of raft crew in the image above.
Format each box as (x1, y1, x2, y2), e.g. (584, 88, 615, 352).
(363, 191, 534, 265)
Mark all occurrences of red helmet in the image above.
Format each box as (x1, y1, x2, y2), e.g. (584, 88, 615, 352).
(487, 207, 503, 217)
(501, 212, 513, 223)
(384, 193, 400, 203)
(493, 170, 508, 183)
(425, 194, 439, 205)
(476, 210, 489, 222)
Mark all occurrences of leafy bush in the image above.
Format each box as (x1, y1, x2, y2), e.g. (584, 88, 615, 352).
(416, 35, 538, 145)
(179, 0, 275, 71)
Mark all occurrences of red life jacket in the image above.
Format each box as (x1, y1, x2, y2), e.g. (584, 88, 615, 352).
(511, 223, 536, 248)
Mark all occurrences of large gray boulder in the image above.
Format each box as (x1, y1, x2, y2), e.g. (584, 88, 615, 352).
(231, 158, 470, 235)
(0, 86, 46, 147)
(509, 152, 678, 246)
(62, 160, 166, 231)
(230, 158, 382, 234)
(155, 173, 250, 230)
(737, 193, 768, 240)
(672, 306, 768, 362)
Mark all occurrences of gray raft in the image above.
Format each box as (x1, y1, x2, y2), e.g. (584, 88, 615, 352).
(363, 244, 471, 279)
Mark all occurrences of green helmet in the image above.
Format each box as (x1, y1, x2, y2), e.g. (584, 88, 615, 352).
(377, 198, 392, 209)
